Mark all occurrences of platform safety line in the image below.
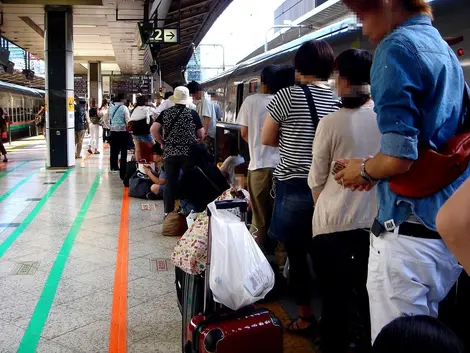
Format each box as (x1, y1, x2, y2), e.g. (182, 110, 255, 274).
(0, 169, 40, 203)
(0, 161, 30, 178)
(0, 169, 72, 259)
(109, 187, 130, 353)
(16, 170, 103, 353)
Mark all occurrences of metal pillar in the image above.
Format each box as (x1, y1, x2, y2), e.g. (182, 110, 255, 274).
(88, 61, 102, 108)
(44, 5, 75, 168)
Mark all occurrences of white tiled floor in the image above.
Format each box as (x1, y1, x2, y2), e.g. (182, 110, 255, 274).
(0, 136, 180, 353)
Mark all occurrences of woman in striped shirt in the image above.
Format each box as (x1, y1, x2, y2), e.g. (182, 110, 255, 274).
(261, 39, 339, 336)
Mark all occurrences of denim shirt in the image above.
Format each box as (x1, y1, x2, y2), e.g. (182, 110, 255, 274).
(371, 14, 468, 231)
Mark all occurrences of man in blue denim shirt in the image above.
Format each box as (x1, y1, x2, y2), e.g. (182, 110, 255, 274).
(336, 0, 466, 343)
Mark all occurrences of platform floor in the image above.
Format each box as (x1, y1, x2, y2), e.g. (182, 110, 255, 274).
(0, 135, 316, 353)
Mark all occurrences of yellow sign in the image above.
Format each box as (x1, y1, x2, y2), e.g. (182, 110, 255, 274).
(67, 97, 74, 112)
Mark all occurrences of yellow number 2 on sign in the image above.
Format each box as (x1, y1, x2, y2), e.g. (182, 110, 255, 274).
(67, 97, 74, 112)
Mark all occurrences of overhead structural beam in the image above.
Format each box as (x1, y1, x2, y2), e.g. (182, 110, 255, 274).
(19, 17, 45, 38)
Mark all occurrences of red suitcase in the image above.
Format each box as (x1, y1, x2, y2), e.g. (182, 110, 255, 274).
(184, 200, 283, 353)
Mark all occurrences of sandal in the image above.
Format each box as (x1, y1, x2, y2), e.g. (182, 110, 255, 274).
(285, 315, 319, 336)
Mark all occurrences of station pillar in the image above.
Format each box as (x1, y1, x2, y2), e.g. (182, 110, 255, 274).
(44, 5, 75, 168)
(88, 62, 102, 109)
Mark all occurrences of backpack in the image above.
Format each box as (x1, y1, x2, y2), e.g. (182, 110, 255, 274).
(89, 108, 100, 124)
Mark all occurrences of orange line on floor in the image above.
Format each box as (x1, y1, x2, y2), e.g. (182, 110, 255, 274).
(109, 187, 130, 353)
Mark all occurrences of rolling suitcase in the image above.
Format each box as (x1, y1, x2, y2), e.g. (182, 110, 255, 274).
(184, 199, 283, 353)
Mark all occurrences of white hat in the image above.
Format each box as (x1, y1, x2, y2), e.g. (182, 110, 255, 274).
(170, 86, 191, 105)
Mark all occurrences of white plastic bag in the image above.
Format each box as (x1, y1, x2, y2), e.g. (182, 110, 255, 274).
(186, 210, 203, 228)
(208, 201, 275, 310)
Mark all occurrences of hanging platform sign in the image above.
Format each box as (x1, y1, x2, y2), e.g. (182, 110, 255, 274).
(138, 23, 180, 45)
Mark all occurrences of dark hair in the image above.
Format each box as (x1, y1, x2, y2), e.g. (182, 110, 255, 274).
(226, 133, 239, 156)
(164, 91, 174, 100)
(335, 49, 373, 109)
(274, 65, 295, 93)
(100, 99, 108, 109)
(152, 143, 163, 156)
(0, 107, 4, 116)
(135, 95, 146, 107)
(294, 40, 334, 80)
(260, 65, 280, 94)
(372, 316, 465, 353)
(187, 81, 202, 95)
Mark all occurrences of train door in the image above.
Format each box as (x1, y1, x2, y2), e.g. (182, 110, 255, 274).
(235, 83, 244, 116)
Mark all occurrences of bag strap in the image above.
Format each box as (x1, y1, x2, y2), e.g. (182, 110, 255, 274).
(461, 82, 470, 132)
(164, 106, 186, 140)
(299, 84, 320, 130)
(195, 166, 223, 195)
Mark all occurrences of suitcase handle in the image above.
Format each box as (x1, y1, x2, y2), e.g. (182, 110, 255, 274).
(215, 199, 248, 213)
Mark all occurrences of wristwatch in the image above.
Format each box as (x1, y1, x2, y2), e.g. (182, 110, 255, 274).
(360, 158, 379, 183)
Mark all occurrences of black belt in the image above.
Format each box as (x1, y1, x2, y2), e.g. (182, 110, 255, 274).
(371, 219, 441, 240)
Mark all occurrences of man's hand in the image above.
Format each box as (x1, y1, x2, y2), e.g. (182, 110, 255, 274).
(143, 165, 152, 176)
(334, 158, 370, 190)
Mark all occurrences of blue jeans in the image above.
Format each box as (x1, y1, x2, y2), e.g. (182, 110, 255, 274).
(269, 178, 315, 306)
(269, 178, 314, 244)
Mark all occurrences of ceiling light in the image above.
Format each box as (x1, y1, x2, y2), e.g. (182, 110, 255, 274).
(74, 25, 97, 28)
(74, 34, 101, 37)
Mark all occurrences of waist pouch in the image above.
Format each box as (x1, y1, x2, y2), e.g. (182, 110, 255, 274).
(389, 84, 470, 198)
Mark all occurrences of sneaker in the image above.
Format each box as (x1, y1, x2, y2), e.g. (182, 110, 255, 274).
(94, 151, 100, 155)
(87, 148, 93, 154)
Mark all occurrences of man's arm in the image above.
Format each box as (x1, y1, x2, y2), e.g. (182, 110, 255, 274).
(144, 167, 166, 185)
(240, 126, 248, 143)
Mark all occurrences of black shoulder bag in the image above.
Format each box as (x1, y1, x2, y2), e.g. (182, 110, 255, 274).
(299, 84, 320, 130)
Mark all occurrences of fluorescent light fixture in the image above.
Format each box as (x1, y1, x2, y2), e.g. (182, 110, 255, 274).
(74, 34, 101, 37)
(74, 25, 97, 28)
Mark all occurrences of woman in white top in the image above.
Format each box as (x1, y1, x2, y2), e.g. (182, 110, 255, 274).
(128, 95, 156, 161)
(99, 99, 110, 143)
(308, 49, 380, 353)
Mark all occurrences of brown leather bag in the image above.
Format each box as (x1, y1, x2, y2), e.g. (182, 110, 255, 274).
(162, 211, 188, 237)
(389, 84, 470, 198)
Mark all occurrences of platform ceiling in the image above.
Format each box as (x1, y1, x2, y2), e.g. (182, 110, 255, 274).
(0, 0, 231, 83)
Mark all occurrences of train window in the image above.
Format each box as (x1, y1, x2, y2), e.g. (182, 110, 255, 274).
(248, 80, 259, 93)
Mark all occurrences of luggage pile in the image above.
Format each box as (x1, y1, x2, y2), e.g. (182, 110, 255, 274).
(173, 199, 284, 353)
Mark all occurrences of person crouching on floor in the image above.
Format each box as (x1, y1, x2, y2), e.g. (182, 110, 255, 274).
(144, 144, 167, 200)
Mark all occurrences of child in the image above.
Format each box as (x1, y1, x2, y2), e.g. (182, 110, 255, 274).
(219, 133, 245, 186)
(144, 144, 167, 200)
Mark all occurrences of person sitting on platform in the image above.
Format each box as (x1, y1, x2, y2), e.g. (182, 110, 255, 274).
(144, 144, 167, 200)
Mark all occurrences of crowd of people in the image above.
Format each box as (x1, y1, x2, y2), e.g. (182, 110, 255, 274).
(238, 0, 469, 352)
(66, 0, 470, 351)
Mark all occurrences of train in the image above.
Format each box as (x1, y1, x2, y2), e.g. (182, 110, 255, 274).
(0, 80, 45, 142)
(202, 0, 470, 125)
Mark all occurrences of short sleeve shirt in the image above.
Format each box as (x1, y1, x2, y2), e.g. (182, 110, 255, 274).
(266, 84, 338, 180)
(156, 105, 203, 158)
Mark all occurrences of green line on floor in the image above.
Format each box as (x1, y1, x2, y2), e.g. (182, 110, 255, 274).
(0, 169, 72, 258)
(0, 161, 30, 179)
(17, 170, 103, 353)
(0, 169, 40, 203)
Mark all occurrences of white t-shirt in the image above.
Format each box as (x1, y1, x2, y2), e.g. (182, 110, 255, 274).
(236, 94, 279, 171)
(220, 155, 245, 185)
(196, 93, 217, 138)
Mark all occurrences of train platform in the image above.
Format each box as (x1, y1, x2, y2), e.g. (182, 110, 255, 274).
(0, 136, 316, 353)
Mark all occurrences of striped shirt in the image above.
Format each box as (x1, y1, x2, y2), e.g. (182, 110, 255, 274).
(266, 84, 338, 181)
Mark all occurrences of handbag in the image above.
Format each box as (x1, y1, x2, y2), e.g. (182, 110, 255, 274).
(171, 212, 209, 274)
(389, 84, 470, 198)
(162, 209, 188, 237)
(128, 171, 152, 199)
